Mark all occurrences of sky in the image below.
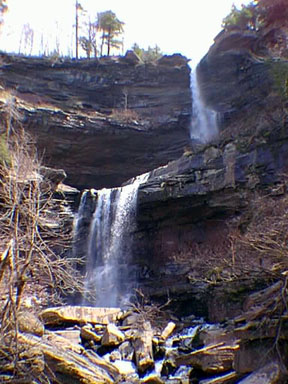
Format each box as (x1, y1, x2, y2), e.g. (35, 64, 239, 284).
(0, 0, 251, 65)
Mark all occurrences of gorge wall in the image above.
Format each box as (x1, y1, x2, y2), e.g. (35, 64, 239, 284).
(131, 27, 288, 316)
(2, 24, 288, 320)
(0, 52, 191, 189)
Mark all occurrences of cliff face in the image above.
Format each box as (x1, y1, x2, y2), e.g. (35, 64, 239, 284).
(0, 52, 191, 189)
(197, 29, 288, 144)
(131, 28, 288, 317)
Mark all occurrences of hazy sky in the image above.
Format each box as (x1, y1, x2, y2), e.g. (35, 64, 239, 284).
(1, 0, 251, 64)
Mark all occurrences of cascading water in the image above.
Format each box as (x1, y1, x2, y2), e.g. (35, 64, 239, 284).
(190, 67, 218, 143)
(78, 172, 149, 307)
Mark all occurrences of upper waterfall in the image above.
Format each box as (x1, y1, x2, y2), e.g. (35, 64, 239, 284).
(190, 67, 218, 143)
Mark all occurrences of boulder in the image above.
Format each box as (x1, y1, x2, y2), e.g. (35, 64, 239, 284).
(237, 361, 286, 384)
(18, 331, 120, 383)
(18, 311, 44, 337)
(133, 321, 154, 373)
(160, 321, 176, 340)
(40, 306, 122, 326)
(119, 340, 134, 361)
(141, 373, 164, 383)
(199, 371, 239, 384)
(54, 329, 81, 345)
(234, 339, 285, 374)
(81, 325, 102, 344)
(101, 323, 125, 347)
(174, 343, 239, 374)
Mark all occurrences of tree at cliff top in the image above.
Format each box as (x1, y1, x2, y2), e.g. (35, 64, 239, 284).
(75, 0, 84, 59)
(97, 10, 124, 56)
(132, 43, 162, 63)
(257, 0, 288, 27)
(79, 17, 97, 58)
(222, 0, 288, 31)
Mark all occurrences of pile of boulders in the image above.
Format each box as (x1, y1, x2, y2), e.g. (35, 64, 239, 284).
(34, 286, 288, 384)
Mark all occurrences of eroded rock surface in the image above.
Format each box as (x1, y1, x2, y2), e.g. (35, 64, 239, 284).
(0, 52, 191, 189)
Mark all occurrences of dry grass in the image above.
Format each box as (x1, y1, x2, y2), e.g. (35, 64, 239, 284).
(110, 108, 139, 124)
(170, 182, 288, 285)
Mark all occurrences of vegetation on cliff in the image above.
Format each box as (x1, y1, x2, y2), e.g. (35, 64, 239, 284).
(223, 0, 288, 32)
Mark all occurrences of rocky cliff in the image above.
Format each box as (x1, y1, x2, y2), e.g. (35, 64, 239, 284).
(0, 52, 191, 189)
(130, 27, 288, 319)
(68, 26, 288, 321)
(2, 17, 288, 384)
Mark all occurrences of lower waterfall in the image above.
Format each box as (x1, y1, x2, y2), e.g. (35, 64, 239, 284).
(78, 173, 149, 307)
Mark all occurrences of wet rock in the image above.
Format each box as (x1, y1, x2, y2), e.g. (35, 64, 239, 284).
(169, 365, 192, 383)
(113, 360, 138, 376)
(18, 331, 120, 383)
(237, 361, 286, 384)
(133, 321, 154, 373)
(160, 321, 176, 341)
(40, 306, 122, 326)
(141, 373, 164, 383)
(108, 350, 122, 362)
(81, 324, 102, 344)
(119, 340, 135, 361)
(54, 329, 81, 345)
(174, 343, 239, 374)
(234, 339, 284, 374)
(40, 166, 66, 188)
(199, 371, 239, 383)
(122, 312, 140, 326)
(101, 323, 125, 347)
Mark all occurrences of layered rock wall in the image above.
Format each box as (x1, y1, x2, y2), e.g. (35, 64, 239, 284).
(0, 52, 191, 188)
(131, 29, 288, 314)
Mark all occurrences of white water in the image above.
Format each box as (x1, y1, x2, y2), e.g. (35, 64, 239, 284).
(190, 68, 218, 143)
(82, 173, 149, 307)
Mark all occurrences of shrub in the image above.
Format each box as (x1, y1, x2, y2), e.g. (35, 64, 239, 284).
(0, 100, 84, 382)
(110, 108, 140, 123)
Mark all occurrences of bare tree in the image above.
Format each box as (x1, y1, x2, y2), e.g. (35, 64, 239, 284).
(0, 96, 85, 381)
(80, 17, 97, 58)
(19, 23, 34, 55)
(75, 1, 84, 59)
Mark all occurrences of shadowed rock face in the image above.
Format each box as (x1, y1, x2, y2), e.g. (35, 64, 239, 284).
(0, 52, 192, 189)
(129, 29, 288, 314)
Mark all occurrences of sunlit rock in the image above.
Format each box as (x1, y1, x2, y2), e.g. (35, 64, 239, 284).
(133, 321, 154, 373)
(101, 323, 125, 347)
(40, 306, 122, 326)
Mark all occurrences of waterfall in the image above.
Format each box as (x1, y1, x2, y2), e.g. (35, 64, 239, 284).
(79, 172, 149, 307)
(190, 68, 218, 143)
